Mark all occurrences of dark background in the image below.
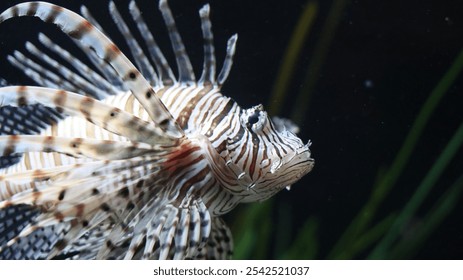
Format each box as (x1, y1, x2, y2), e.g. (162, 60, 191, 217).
(0, 0, 462, 259)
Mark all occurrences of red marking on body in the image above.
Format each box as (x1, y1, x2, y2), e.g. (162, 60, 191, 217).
(54, 211, 65, 222)
(162, 140, 201, 175)
(75, 203, 85, 218)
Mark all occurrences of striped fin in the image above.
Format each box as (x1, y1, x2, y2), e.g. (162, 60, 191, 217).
(0, 135, 154, 160)
(128, 0, 176, 86)
(109, 1, 159, 86)
(24, 41, 110, 99)
(0, 154, 163, 204)
(0, 156, 162, 257)
(0, 166, 72, 201)
(46, 212, 112, 259)
(0, 155, 162, 206)
(57, 221, 113, 259)
(198, 4, 216, 85)
(142, 203, 179, 260)
(72, 4, 128, 90)
(8, 51, 80, 93)
(0, 104, 61, 136)
(203, 217, 233, 259)
(97, 197, 211, 260)
(0, 86, 171, 145)
(0, 165, 77, 201)
(120, 198, 215, 260)
(0, 2, 183, 138)
(0, 221, 70, 259)
(37, 33, 122, 96)
(217, 34, 238, 87)
(159, 0, 195, 84)
(79, 5, 106, 36)
(172, 208, 191, 259)
(3, 194, 110, 253)
(0, 204, 39, 246)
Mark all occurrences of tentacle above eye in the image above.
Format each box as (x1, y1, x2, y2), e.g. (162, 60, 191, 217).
(0, 1, 183, 138)
(0, 86, 173, 145)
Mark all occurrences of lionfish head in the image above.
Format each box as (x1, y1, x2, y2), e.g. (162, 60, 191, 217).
(226, 104, 314, 203)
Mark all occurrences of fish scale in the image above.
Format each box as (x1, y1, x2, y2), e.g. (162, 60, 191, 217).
(0, 0, 314, 259)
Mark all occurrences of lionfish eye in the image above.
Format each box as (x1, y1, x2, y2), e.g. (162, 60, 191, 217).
(242, 104, 267, 131)
(247, 112, 260, 125)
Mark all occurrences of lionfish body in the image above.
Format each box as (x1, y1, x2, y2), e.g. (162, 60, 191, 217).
(0, 0, 314, 259)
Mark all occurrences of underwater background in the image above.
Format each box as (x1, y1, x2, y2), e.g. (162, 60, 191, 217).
(0, 0, 462, 259)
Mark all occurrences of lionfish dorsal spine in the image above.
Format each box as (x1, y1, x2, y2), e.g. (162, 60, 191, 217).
(127, 0, 177, 86)
(108, 1, 160, 87)
(159, 0, 196, 84)
(198, 4, 216, 85)
(217, 34, 238, 87)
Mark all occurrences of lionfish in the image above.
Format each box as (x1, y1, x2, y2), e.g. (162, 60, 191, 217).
(0, 0, 314, 259)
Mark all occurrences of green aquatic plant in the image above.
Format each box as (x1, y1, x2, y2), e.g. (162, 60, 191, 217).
(334, 47, 463, 259)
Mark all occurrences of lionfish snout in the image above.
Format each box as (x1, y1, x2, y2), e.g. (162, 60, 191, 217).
(274, 140, 314, 183)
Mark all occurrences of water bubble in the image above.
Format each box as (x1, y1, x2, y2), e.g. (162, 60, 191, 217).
(364, 79, 374, 88)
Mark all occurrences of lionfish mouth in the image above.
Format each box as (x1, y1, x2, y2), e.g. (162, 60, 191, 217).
(261, 144, 313, 188)
(286, 143, 315, 182)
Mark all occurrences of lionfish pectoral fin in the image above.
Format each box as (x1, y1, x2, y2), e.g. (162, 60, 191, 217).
(1, 157, 160, 259)
(217, 34, 238, 87)
(0, 220, 71, 259)
(198, 4, 216, 85)
(0, 204, 39, 246)
(198, 217, 233, 260)
(98, 197, 211, 260)
(0, 135, 155, 162)
(0, 2, 184, 139)
(0, 86, 173, 145)
(2, 155, 161, 207)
